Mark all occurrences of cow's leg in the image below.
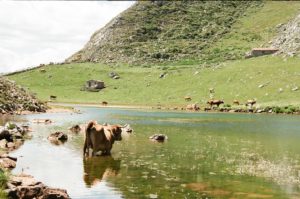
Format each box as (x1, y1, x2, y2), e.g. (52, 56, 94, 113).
(83, 138, 88, 156)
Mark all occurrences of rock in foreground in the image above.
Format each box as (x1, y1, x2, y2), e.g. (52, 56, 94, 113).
(6, 174, 70, 199)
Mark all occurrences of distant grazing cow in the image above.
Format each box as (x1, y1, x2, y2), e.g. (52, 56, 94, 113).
(233, 100, 240, 106)
(207, 100, 224, 107)
(102, 101, 108, 106)
(245, 100, 256, 107)
(50, 95, 57, 100)
(184, 96, 192, 101)
(186, 104, 200, 111)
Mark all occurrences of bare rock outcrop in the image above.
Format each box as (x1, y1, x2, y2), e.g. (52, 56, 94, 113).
(6, 174, 70, 199)
(270, 13, 300, 57)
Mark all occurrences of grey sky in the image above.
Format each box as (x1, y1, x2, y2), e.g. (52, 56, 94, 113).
(0, 1, 134, 73)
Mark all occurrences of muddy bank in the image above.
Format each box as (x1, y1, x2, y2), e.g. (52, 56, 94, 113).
(49, 102, 300, 115)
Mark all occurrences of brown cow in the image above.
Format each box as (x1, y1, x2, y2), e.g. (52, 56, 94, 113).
(207, 100, 224, 107)
(102, 101, 108, 106)
(233, 100, 240, 106)
(83, 121, 123, 156)
(245, 99, 256, 107)
(184, 96, 192, 101)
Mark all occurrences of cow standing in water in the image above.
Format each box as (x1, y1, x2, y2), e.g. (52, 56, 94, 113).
(83, 121, 123, 156)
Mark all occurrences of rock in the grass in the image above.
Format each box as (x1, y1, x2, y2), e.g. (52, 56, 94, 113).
(6, 174, 70, 199)
(108, 72, 118, 78)
(292, 86, 298, 91)
(122, 124, 133, 133)
(149, 134, 168, 142)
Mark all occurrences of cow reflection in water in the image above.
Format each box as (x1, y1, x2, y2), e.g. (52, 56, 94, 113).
(83, 156, 121, 187)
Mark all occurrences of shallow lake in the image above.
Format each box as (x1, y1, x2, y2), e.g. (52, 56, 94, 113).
(7, 106, 300, 198)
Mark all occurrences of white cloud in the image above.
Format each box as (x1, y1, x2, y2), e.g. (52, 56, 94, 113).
(0, 1, 135, 73)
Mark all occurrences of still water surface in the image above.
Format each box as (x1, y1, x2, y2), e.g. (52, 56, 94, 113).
(8, 106, 300, 198)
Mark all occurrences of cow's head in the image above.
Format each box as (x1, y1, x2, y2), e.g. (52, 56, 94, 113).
(111, 125, 123, 141)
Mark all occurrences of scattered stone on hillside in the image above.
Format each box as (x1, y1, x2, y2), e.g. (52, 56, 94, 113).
(108, 72, 119, 79)
(122, 124, 133, 133)
(270, 14, 300, 56)
(48, 132, 68, 144)
(149, 134, 168, 142)
(159, 73, 166, 78)
(292, 86, 298, 91)
(6, 173, 70, 199)
(0, 77, 47, 114)
(245, 48, 278, 58)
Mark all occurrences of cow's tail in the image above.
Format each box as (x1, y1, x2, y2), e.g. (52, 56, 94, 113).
(83, 121, 96, 156)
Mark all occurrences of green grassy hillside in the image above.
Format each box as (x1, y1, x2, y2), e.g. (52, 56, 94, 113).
(7, 56, 300, 108)
(6, 1, 300, 109)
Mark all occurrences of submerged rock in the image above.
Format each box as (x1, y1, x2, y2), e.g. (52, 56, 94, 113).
(69, 124, 81, 133)
(48, 132, 68, 144)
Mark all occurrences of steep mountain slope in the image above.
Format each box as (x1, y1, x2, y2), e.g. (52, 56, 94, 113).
(66, 1, 263, 65)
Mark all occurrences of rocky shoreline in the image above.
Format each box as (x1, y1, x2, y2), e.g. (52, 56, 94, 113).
(0, 77, 47, 115)
(0, 122, 70, 199)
